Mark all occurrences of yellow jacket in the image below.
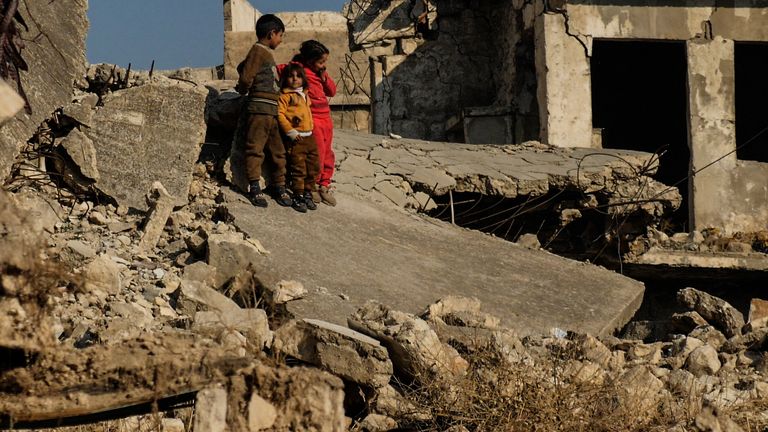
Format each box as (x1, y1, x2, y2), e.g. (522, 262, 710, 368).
(277, 88, 313, 138)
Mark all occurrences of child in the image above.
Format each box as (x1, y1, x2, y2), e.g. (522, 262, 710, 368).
(283, 40, 338, 206)
(277, 63, 320, 213)
(235, 14, 292, 208)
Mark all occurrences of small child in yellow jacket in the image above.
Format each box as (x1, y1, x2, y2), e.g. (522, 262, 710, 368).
(278, 63, 320, 213)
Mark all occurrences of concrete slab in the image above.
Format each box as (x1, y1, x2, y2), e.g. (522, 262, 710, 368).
(223, 188, 645, 337)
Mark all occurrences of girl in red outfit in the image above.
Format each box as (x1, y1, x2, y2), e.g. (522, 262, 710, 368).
(283, 40, 338, 206)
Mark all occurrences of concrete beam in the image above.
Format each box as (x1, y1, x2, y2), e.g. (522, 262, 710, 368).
(687, 37, 737, 232)
(535, 13, 594, 148)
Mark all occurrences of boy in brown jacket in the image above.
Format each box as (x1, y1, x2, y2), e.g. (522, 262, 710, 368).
(235, 14, 292, 208)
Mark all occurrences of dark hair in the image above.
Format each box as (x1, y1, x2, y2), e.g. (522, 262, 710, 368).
(280, 63, 307, 89)
(256, 14, 285, 39)
(292, 40, 330, 64)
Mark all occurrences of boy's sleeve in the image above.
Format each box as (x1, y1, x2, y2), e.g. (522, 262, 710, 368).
(236, 46, 263, 95)
(277, 94, 294, 135)
(321, 72, 337, 98)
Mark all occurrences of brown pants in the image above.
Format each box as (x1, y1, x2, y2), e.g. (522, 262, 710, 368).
(285, 134, 320, 195)
(244, 114, 286, 185)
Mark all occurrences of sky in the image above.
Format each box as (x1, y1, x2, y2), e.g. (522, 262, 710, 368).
(87, 1, 347, 70)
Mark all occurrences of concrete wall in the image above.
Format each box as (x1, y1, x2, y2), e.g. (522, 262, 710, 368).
(222, 0, 372, 131)
(536, 1, 768, 233)
(365, 0, 518, 142)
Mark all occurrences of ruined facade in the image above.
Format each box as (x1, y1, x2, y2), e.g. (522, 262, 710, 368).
(347, 0, 768, 235)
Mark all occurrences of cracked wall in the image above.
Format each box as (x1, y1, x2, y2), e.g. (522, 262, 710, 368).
(364, 0, 530, 143)
(537, 1, 768, 233)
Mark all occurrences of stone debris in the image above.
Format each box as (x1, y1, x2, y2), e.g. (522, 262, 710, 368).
(193, 387, 228, 432)
(677, 287, 745, 338)
(349, 301, 469, 381)
(207, 232, 268, 288)
(0, 80, 24, 126)
(273, 319, 393, 388)
(82, 254, 124, 296)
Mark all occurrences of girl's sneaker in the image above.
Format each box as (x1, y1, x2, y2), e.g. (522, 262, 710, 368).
(319, 186, 336, 207)
(304, 191, 318, 211)
(292, 195, 307, 213)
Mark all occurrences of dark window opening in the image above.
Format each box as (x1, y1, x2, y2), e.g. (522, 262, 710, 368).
(591, 39, 690, 230)
(735, 42, 768, 163)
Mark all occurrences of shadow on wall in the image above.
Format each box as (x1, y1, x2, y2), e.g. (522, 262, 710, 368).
(363, 0, 540, 144)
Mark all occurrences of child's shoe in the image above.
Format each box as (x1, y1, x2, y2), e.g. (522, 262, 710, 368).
(319, 186, 336, 207)
(311, 190, 321, 204)
(292, 195, 308, 213)
(304, 191, 318, 211)
(272, 185, 293, 207)
(247, 183, 268, 208)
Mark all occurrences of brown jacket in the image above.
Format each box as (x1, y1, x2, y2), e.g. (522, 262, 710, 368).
(236, 43, 280, 115)
(277, 88, 314, 137)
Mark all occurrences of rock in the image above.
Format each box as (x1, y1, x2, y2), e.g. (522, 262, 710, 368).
(516, 233, 541, 249)
(627, 342, 663, 365)
(88, 210, 109, 226)
(273, 319, 393, 388)
(721, 327, 768, 353)
(271, 280, 308, 304)
(109, 302, 154, 328)
(182, 261, 218, 286)
(0, 0, 88, 179)
(161, 418, 185, 432)
(175, 279, 242, 316)
(193, 308, 272, 349)
(358, 414, 397, 431)
(207, 232, 266, 287)
(615, 365, 664, 412)
(670, 311, 709, 334)
(185, 228, 208, 255)
(82, 78, 208, 210)
(60, 128, 100, 181)
(693, 405, 745, 432)
(83, 255, 123, 295)
(66, 240, 97, 259)
(11, 190, 63, 234)
(61, 101, 94, 127)
(577, 334, 613, 369)
(374, 181, 408, 207)
(422, 296, 499, 329)
(688, 325, 727, 351)
(138, 182, 176, 252)
(620, 320, 669, 342)
(0, 80, 24, 126)
(371, 384, 431, 422)
(194, 387, 228, 432)
(685, 345, 721, 377)
(349, 302, 468, 381)
(677, 288, 745, 338)
(747, 298, 768, 331)
(248, 393, 277, 431)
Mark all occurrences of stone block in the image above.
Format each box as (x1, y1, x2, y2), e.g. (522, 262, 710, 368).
(677, 287, 745, 338)
(685, 345, 721, 377)
(83, 78, 208, 211)
(273, 319, 393, 388)
(207, 232, 267, 287)
(83, 255, 124, 296)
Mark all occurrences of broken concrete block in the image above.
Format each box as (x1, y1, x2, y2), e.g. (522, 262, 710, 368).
(60, 128, 100, 181)
(345, 0, 418, 46)
(194, 386, 228, 432)
(0, 0, 88, 180)
(83, 78, 208, 211)
(175, 279, 241, 317)
(207, 232, 267, 287)
(184, 228, 208, 255)
(374, 181, 408, 207)
(61, 101, 94, 127)
(677, 288, 745, 338)
(406, 191, 437, 211)
(138, 182, 175, 252)
(193, 308, 272, 350)
(670, 311, 709, 334)
(349, 302, 468, 381)
(83, 255, 123, 296)
(66, 240, 97, 259)
(248, 393, 277, 431)
(273, 319, 393, 388)
(615, 365, 664, 412)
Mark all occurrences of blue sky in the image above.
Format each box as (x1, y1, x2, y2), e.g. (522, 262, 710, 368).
(87, 1, 347, 70)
